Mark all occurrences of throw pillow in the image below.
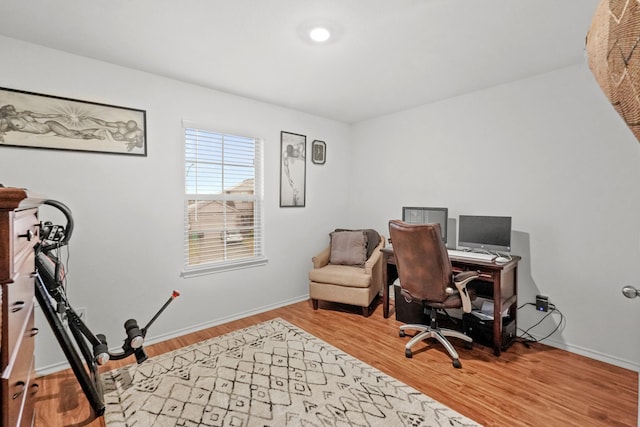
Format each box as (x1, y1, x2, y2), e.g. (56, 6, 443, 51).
(329, 230, 368, 266)
(334, 228, 380, 258)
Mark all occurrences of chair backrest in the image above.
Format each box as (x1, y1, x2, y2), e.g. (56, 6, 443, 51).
(388, 220, 452, 303)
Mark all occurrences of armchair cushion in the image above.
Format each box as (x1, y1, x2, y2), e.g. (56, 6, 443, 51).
(309, 264, 373, 288)
(329, 230, 368, 266)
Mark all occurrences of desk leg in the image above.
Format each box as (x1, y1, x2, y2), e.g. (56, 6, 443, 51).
(382, 257, 398, 319)
(492, 272, 503, 356)
(491, 264, 518, 356)
(493, 296, 502, 356)
(382, 261, 389, 318)
(493, 320, 502, 356)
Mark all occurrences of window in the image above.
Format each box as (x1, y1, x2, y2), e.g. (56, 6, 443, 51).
(182, 125, 265, 276)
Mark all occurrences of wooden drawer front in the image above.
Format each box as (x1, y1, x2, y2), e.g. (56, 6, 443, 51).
(19, 355, 37, 427)
(2, 274, 35, 367)
(2, 318, 35, 427)
(14, 246, 35, 280)
(20, 379, 37, 427)
(13, 209, 38, 270)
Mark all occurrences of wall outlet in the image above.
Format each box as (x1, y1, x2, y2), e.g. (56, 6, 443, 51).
(535, 295, 549, 312)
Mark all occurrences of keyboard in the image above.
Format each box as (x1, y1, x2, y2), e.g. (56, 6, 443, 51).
(447, 249, 496, 261)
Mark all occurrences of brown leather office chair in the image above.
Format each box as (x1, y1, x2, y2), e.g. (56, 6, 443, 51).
(388, 220, 479, 368)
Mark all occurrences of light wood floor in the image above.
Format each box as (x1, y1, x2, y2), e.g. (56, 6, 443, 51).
(34, 299, 637, 426)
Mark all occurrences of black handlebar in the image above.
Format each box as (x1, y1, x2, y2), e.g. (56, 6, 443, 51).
(39, 199, 74, 253)
(43, 199, 74, 243)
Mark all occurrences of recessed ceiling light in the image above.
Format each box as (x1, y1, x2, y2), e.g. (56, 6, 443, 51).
(297, 20, 341, 46)
(309, 27, 331, 43)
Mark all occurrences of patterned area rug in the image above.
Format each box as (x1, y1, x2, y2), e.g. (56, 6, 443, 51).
(102, 318, 481, 426)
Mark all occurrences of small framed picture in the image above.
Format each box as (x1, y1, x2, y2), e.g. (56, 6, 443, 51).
(280, 131, 306, 207)
(312, 140, 326, 164)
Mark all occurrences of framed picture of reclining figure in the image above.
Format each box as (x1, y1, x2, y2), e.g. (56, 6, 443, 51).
(280, 131, 306, 207)
(0, 86, 147, 156)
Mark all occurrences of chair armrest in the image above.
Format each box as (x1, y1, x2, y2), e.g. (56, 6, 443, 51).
(364, 236, 385, 275)
(312, 246, 330, 269)
(453, 270, 479, 313)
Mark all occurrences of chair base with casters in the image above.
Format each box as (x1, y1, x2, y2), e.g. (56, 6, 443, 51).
(399, 308, 473, 369)
(396, 271, 477, 368)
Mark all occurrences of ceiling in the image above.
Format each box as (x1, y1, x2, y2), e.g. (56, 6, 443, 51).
(0, 0, 600, 123)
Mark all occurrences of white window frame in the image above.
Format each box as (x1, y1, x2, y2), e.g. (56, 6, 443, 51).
(181, 121, 266, 277)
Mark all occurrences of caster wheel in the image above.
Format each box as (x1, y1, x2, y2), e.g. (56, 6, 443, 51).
(452, 359, 462, 369)
(405, 349, 413, 358)
(399, 330, 406, 337)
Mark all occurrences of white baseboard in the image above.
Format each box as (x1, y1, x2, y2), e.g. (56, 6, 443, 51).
(527, 333, 640, 372)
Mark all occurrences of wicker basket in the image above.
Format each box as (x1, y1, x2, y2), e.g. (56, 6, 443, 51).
(586, 0, 640, 142)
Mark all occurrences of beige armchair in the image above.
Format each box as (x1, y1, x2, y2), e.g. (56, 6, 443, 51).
(309, 229, 385, 316)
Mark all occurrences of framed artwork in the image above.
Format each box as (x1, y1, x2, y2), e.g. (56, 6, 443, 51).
(0, 86, 146, 156)
(311, 140, 326, 164)
(280, 131, 306, 207)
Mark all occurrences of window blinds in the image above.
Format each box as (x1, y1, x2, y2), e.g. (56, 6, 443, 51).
(183, 127, 265, 276)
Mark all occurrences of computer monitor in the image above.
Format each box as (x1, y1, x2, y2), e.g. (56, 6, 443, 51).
(458, 215, 512, 252)
(402, 207, 448, 243)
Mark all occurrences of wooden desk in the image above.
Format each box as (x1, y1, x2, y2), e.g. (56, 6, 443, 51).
(381, 247, 520, 356)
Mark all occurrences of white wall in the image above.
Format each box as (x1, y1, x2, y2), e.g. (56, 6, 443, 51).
(0, 35, 352, 372)
(350, 63, 640, 370)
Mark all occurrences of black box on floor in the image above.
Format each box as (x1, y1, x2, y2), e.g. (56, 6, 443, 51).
(462, 313, 516, 348)
(394, 285, 427, 324)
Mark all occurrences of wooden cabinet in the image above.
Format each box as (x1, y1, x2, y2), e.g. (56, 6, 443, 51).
(1, 188, 43, 427)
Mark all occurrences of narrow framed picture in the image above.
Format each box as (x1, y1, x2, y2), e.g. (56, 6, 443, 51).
(312, 140, 326, 164)
(280, 131, 306, 207)
(0, 86, 146, 156)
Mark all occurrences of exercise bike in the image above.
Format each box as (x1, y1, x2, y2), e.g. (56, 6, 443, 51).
(34, 199, 179, 416)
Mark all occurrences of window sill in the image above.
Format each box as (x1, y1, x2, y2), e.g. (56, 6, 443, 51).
(181, 257, 268, 278)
